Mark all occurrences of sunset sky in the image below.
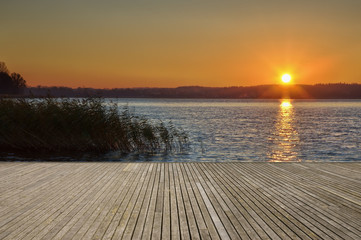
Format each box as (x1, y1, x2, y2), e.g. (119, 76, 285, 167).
(2, 0, 361, 88)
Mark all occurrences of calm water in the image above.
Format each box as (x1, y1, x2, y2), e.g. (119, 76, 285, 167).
(4, 99, 361, 162)
(101, 99, 361, 162)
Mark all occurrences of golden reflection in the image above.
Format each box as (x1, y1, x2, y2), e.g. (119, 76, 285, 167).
(268, 99, 300, 162)
(280, 101, 292, 108)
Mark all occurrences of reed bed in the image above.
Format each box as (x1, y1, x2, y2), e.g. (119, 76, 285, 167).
(0, 98, 188, 153)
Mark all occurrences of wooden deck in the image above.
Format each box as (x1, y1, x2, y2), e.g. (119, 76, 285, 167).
(0, 162, 360, 240)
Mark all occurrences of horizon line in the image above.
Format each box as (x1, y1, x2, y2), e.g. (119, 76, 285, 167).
(27, 82, 361, 89)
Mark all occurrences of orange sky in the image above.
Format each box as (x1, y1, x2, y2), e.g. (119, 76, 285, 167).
(2, 1, 361, 88)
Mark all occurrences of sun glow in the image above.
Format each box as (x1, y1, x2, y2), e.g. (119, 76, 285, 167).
(280, 100, 292, 108)
(281, 74, 292, 84)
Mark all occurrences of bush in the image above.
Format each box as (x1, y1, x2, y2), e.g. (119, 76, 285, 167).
(0, 98, 188, 153)
(0, 62, 26, 95)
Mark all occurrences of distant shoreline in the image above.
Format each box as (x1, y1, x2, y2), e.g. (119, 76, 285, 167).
(5, 83, 361, 99)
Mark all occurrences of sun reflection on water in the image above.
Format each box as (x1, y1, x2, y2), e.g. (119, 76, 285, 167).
(268, 99, 300, 162)
(280, 101, 292, 108)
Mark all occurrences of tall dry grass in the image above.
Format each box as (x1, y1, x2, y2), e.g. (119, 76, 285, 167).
(0, 98, 188, 153)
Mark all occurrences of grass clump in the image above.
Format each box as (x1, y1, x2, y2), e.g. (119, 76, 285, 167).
(0, 98, 188, 153)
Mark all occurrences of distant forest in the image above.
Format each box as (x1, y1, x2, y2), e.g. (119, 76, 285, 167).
(23, 84, 361, 99)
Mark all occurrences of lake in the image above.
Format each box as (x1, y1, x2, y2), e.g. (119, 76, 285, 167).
(102, 99, 361, 162)
(4, 99, 361, 162)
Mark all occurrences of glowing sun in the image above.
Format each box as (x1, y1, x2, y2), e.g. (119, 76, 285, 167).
(281, 74, 292, 83)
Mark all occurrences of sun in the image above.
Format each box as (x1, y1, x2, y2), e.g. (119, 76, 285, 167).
(281, 74, 292, 84)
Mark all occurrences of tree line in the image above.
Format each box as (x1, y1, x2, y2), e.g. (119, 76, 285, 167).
(25, 84, 361, 99)
(0, 62, 26, 95)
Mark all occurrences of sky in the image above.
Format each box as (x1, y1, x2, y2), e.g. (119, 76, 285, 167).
(2, 0, 361, 88)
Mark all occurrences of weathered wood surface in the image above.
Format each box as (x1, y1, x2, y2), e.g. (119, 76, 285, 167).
(0, 162, 360, 239)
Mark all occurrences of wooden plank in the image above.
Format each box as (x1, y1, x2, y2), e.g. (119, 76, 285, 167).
(206, 163, 298, 240)
(51, 163, 128, 240)
(0, 162, 360, 240)
(130, 163, 158, 239)
(266, 163, 361, 223)
(0, 163, 68, 208)
(151, 163, 165, 240)
(111, 164, 151, 239)
(191, 164, 234, 240)
(121, 163, 154, 239)
(168, 162, 180, 240)
(161, 163, 171, 240)
(4, 163, 105, 240)
(37, 163, 123, 240)
(181, 163, 216, 240)
(0, 163, 103, 240)
(196, 163, 276, 240)
(176, 163, 200, 240)
(173, 163, 191, 240)
(101, 163, 149, 240)
(237, 163, 361, 239)
(90, 163, 144, 240)
(217, 163, 319, 239)
(141, 163, 161, 240)
(67, 164, 135, 240)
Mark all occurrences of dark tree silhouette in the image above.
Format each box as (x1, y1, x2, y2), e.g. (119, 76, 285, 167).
(0, 62, 27, 95)
(10, 73, 26, 89)
(24, 84, 361, 99)
(0, 62, 9, 74)
(0, 72, 14, 94)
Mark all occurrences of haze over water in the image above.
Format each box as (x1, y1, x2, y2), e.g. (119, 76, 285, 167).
(112, 99, 361, 162)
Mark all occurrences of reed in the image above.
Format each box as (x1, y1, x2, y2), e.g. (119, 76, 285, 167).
(0, 98, 188, 153)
